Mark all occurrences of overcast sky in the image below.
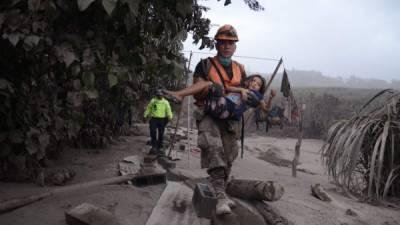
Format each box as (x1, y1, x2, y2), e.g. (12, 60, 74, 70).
(183, 0, 400, 81)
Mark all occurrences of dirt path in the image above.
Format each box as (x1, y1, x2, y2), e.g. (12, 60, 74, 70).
(0, 125, 399, 225)
(0, 135, 164, 225)
(174, 133, 400, 225)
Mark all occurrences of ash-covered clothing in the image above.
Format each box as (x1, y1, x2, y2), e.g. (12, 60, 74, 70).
(194, 107, 240, 172)
(192, 58, 246, 176)
(193, 58, 246, 86)
(205, 90, 263, 121)
(144, 97, 172, 151)
(149, 117, 168, 150)
(144, 97, 173, 120)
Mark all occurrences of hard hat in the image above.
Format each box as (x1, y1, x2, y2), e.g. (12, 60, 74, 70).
(214, 24, 239, 42)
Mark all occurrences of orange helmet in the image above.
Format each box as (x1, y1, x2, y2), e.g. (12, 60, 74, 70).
(214, 24, 239, 42)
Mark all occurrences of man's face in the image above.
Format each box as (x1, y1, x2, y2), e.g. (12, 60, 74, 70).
(216, 40, 236, 58)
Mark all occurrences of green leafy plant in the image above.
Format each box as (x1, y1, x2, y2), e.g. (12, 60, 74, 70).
(0, 0, 264, 181)
(0, 0, 212, 180)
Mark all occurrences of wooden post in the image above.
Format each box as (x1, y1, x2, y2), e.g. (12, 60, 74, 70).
(292, 104, 304, 177)
(167, 51, 193, 158)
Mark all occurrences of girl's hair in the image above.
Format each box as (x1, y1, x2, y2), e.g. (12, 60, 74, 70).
(247, 74, 267, 94)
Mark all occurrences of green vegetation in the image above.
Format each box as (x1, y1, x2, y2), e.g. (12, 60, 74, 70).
(0, 0, 263, 181)
(0, 0, 210, 180)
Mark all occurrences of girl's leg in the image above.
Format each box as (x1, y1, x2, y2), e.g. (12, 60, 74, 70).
(163, 80, 212, 102)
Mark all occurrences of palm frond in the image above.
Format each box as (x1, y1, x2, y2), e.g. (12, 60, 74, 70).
(322, 90, 400, 200)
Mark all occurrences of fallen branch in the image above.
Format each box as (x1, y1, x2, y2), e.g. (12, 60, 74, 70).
(0, 174, 136, 214)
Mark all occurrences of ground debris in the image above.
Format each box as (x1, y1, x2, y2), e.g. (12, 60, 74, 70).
(345, 208, 358, 216)
(311, 183, 332, 202)
(65, 202, 121, 225)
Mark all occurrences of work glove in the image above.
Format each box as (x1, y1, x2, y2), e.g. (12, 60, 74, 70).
(246, 91, 261, 108)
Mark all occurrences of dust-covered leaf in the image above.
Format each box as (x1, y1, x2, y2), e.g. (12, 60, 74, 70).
(82, 48, 95, 69)
(2, 33, 23, 46)
(161, 55, 171, 65)
(84, 89, 99, 99)
(139, 54, 146, 64)
(82, 72, 95, 87)
(108, 74, 118, 88)
(64, 50, 77, 68)
(77, 0, 96, 11)
(24, 35, 41, 49)
(55, 44, 78, 68)
(102, 0, 118, 16)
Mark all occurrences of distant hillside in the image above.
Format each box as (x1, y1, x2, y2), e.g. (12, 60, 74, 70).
(262, 70, 400, 89)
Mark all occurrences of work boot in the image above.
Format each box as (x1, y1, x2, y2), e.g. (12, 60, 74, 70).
(216, 198, 232, 215)
(225, 197, 236, 208)
(209, 168, 232, 215)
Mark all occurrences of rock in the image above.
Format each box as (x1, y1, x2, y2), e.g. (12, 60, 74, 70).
(46, 168, 75, 186)
(65, 202, 121, 225)
(311, 183, 332, 202)
(345, 208, 357, 216)
(192, 183, 217, 219)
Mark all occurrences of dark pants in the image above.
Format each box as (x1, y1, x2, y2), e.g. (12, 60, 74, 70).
(149, 117, 168, 150)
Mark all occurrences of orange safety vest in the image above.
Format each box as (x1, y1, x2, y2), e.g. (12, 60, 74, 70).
(208, 56, 243, 89)
(194, 57, 244, 106)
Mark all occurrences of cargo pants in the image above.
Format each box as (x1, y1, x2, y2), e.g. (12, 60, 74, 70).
(194, 106, 241, 198)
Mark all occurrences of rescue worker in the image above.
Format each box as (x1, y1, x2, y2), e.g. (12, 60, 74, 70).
(191, 25, 258, 215)
(144, 89, 173, 155)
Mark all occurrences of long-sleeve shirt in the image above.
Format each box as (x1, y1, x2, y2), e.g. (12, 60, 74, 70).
(144, 97, 173, 120)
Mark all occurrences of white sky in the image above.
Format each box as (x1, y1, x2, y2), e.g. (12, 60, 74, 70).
(183, 0, 400, 81)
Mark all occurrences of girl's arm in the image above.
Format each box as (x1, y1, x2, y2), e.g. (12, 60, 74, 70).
(225, 85, 250, 100)
(260, 89, 277, 111)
